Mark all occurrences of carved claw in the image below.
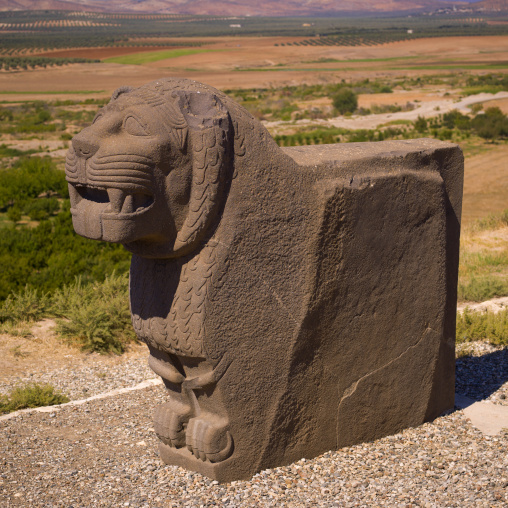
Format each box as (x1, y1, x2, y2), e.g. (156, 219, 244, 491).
(186, 416, 233, 463)
(154, 400, 191, 448)
(148, 354, 185, 384)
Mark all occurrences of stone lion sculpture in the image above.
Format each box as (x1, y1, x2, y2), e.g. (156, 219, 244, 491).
(66, 78, 463, 482)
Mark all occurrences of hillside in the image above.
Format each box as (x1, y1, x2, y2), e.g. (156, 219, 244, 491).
(475, 0, 508, 9)
(0, 0, 479, 16)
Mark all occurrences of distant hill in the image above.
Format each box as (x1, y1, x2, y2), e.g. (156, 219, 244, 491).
(0, 0, 100, 11)
(474, 0, 508, 9)
(0, 0, 487, 16)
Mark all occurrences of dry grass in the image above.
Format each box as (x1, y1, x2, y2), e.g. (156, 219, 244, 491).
(458, 212, 508, 302)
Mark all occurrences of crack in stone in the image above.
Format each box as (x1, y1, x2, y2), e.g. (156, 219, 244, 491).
(336, 327, 436, 443)
(259, 277, 299, 327)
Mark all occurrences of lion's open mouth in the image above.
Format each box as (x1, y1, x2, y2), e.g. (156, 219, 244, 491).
(73, 185, 154, 216)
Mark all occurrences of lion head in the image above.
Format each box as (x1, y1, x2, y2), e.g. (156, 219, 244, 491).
(65, 78, 234, 259)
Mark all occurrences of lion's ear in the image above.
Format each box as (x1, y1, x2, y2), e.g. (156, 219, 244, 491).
(173, 92, 232, 253)
(110, 86, 136, 102)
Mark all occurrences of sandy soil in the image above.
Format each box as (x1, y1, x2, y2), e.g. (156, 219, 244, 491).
(481, 97, 508, 114)
(462, 144, 508, 224)
(0, 320, 146, 382)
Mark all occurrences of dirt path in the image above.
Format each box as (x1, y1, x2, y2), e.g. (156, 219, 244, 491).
(264, 91, 508, 132)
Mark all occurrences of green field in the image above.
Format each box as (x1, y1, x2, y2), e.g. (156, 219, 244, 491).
(104, 48, 218, 65)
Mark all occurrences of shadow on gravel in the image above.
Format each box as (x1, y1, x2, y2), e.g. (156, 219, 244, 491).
(456, 348, 508, 402)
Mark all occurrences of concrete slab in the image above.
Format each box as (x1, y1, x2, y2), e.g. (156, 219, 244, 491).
(455, 393, 508, 436)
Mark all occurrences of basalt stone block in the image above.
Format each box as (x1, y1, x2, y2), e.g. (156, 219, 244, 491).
(65, 78, 463, 482)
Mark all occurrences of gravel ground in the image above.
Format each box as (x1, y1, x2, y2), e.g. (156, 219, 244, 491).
(0, 341, 507, 507)
(0, 358, 154, 401)
(456, 342, 508, 406)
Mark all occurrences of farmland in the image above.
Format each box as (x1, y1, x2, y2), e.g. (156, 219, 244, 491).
(0, 9, 506, 353)
(1, 9, 508, 56)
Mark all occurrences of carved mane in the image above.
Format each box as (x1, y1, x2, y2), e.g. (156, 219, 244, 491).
(110, 79, 255, 257)
(124, 79, 261, 359)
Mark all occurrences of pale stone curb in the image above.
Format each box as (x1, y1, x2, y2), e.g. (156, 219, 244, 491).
(455, 393, 508, 436)
(0, 378, 163, 422)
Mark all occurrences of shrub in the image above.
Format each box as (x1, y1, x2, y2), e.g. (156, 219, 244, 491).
(0, 383, 69, 414)
(0, 156, 68, 210)
(25, 197, 60, 221)
(414, 116, 428, 133)
(53, 273, 136, 354)
(332, 89, 358, 115)
(471, 107, 508, 141)
(456, 309, 508, 346)
(0, 274, 136, 354)
(0, 286, 49, 324)
(442, 110, 470, 130)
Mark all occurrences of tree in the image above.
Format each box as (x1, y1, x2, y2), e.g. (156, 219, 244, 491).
(414, 116, 428, 133)
(332, 89, 358, 115)
(471, 107, 508, 141)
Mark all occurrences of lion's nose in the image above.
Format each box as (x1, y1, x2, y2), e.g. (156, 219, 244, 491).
(72, 133, 99, 159)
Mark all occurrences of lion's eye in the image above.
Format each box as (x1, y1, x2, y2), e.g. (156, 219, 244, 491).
(124, 116, 149, 136)
(92, 112, 104, 124)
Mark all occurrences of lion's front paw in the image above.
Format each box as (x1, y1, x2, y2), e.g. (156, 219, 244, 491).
(186, 415, 233, 463)
(154, 399, 191, 448)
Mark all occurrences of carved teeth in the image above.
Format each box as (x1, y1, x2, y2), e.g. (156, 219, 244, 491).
(121, 194, 135, 214)
(107, 188, 126, 213)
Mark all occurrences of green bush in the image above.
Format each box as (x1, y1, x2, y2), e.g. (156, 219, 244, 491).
(442, 110, 470, 130)
(0, 286, 49, 324)
(471, 107, 508, 141)
(0, 204, 131, 301)
(1, 274, 135, 354)
(332, 89, 358, 115)
(0, 383, 69, 414)
(25, 197, 60, 221)
(53, 273, 136, 354)
(456, 309, 508, 346)
(6, 206, 21, 223)
(414, 116, 428, 133)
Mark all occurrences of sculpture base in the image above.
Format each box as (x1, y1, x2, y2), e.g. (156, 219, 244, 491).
(159, 443, 241, 483)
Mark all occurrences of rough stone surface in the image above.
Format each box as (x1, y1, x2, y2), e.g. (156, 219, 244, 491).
(65, 77, 464, 482)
